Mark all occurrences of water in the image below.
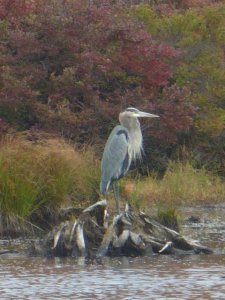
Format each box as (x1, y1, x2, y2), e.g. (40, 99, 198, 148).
(0, 255, 224, 299)
(180, 205, 225, 252)
(0, 205, 225, 300)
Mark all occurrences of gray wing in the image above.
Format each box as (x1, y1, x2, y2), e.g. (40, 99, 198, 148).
(100, 125, 130, 194)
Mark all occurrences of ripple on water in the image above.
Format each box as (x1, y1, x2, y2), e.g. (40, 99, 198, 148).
(0, 255, 224, 299)
(0, 205, 225, 299)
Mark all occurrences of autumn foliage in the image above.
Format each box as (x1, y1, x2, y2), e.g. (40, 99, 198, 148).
(133, 2, 225, 173)
(0, 0, 224, 173)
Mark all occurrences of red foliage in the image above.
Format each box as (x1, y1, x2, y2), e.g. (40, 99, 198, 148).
(0, 0, 195, 146)
(0, 0, 35, 27)
(153, 85, 195, 143)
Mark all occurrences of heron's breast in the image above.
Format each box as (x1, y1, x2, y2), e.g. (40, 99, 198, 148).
(128, 131, 143, 161)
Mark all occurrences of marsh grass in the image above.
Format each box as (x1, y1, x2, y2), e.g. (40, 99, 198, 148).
(156, 202, 180, 231)
(124, 161, 225, 230)
(0, 136, 100, 235)
(129, 160, 225, 207)
(1, 136, 224, 236)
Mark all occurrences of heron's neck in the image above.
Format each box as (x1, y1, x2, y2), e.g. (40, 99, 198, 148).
(127, 119, 143, 161)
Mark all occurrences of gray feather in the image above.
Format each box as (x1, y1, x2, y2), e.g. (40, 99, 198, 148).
(100, 125, 130, 194)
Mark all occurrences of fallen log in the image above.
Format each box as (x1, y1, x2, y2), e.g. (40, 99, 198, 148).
(32, 200, 213, 258)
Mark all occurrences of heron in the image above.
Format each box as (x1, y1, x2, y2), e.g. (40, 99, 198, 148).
(100, 107, 159, 212)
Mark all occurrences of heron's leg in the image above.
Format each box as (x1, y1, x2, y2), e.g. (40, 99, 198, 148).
(113, 181, 120, 214)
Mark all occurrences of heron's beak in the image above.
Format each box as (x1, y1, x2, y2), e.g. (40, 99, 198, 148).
(136, 111, 159, 118)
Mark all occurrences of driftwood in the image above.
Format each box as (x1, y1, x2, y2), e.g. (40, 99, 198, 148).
(32, 200, 213, 258)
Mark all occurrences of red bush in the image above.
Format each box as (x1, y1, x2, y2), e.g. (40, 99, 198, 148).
(0, 0, 195, 146)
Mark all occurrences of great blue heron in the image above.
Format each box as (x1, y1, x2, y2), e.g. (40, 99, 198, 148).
(100, 107, 159, 212)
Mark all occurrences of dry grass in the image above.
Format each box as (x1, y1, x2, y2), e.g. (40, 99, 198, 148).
(127, 161, 225, 208)
(123, 161, 225, 228)
(1, 134, 224, 235)
(0, 134, 100, 235)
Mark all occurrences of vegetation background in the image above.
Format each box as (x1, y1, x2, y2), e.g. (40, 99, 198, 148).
(0, 0, 224, 235)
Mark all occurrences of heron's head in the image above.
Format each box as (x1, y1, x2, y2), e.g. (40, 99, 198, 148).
(119, 107, 159, 128)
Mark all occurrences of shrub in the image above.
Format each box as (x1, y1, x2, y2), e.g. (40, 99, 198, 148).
(132, 4, 225, 174)
(0, 0, 194, 146)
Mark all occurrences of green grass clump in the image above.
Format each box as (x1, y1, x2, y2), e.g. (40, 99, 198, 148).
(0, 136, 100, 235)
(156, 202, 179, 231)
